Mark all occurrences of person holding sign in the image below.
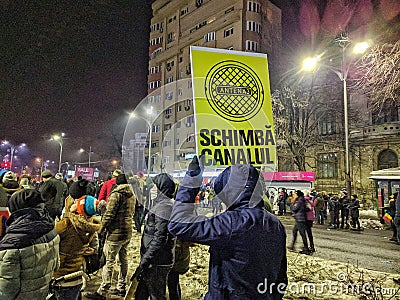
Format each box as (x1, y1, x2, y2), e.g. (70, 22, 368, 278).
(168, 156, 287, 299)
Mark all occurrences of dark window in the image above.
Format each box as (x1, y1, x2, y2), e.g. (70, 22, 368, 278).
(317, 153, 338, 179)
(320, 113, 336, 135)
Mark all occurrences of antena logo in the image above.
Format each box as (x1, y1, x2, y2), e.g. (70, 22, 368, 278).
(205, 60, 264, 122)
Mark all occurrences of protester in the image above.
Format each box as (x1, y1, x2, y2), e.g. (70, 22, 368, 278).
(131, 173, 145, 233)
(288, 190, 311, 255)
(0, 171, 21, 239)
(305, 193, 316, 253)
(168, 158, 287, 299)
(0, 188, 60, 299)
(135, 173, 177, 300)
(97, 169, 123, 202)
(388, 194, 397, 242)
(86, 173, 136, 299)
(393, 192, 400, 285)
(328, 195, 340, 229)
(55, 172, 69, 201)
(53, 179, 102, 300)
(349, 194, 361, 231)
(315, 193, 325, 225)
(394, 192, 400, 245)
(39, 169, 66, 220)
(339, 190, 350, 229)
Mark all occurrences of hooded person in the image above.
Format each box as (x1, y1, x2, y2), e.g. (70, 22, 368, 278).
(0, 188, 60, 299)
(86, 173, 136, 299)
(133, 173, 177, 300)
(0, 171, 22, 239)
(53, 180, 102, 300)
(168, 157, 287, 300)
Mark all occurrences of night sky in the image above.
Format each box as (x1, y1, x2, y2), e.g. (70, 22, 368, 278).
(0, 1, 153, 162)
(1, 0, 399, 167)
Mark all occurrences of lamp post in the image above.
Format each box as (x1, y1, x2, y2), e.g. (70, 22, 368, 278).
(80, 146, 93, 167)
(130, 106, 155, 176)
(1, 141, 26, 168)
(51, 133, 65, 173)
(301, 34, 369, 194)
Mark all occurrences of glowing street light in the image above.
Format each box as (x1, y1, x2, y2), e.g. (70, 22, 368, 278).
(80, 146, 93, 167)
(1, 140, 26, 168)
(51, 133, 65, 173)
(301, 34, 369, 193)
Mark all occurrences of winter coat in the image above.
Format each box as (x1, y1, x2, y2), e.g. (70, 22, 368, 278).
(315, 196, 325, 211)
(291, 196, 307, 223)
(54, 195, 102, 277)
(0, 195, 60, 300)
(348, 199, 360, 218)
(39, 177, 66, 219)
(98, 178, 116, 201)
(172, 239, 190, 274)
(305, 197, 315, 222)
(0, 182, 21, 239)
(168, 164, 287, 300)
(101, 184, 136, 242)
(140, 173, 176, 268)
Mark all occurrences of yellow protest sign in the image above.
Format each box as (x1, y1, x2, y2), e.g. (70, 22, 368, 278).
(190, 46, 276, 169)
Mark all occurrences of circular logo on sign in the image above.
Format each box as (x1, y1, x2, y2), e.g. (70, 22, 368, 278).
(205, 60, 264, 122)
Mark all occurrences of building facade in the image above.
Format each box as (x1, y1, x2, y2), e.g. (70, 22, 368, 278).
(124, 0, 282, 175)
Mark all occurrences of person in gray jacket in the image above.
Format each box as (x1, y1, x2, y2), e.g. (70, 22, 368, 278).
(0, 188, 60, 299)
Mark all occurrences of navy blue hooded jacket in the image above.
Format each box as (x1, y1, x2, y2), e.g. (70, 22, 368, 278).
(168, 164, 287, 299)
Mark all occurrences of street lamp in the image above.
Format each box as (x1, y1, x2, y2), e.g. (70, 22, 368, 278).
(80, 146, 93, 167)
(1, 140, 26, 168)
(302, 33, 369, 194)
(51, 133, 65, 173)
(130, 106, 155, 176)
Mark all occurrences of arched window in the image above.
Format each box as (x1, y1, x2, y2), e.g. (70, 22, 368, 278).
(378, 149, 398, 170)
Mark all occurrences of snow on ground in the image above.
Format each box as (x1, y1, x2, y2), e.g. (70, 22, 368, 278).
(83, 231, 400, 300)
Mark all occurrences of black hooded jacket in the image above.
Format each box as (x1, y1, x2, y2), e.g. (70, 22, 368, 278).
(140, 173, 176, 268)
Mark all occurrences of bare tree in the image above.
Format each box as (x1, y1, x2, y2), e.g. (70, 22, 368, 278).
(352, 40, 400, 113)
(272, 79, 344, 171)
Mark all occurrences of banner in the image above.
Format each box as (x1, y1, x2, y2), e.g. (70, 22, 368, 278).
(190, 46, 276, 169)
(75, 167, 94, 181)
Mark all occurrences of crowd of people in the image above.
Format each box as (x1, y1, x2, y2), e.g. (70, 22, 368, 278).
(0, 159, 399, 299)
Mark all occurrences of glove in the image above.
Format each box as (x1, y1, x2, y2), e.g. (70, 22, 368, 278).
(188, 155, 204, 176)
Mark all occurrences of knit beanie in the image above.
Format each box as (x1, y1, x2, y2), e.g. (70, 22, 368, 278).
(42, 170, 53, 178)
(8, 188, 44, 213)
(75, 195, 99, 217)
(2, 171, 17, 184)
(69, 179, 90, 199)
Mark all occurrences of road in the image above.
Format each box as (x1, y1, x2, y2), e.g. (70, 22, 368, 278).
(280, 216, 400, 274)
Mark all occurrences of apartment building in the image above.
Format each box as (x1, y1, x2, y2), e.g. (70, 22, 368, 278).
(140, 0, 282, 174)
